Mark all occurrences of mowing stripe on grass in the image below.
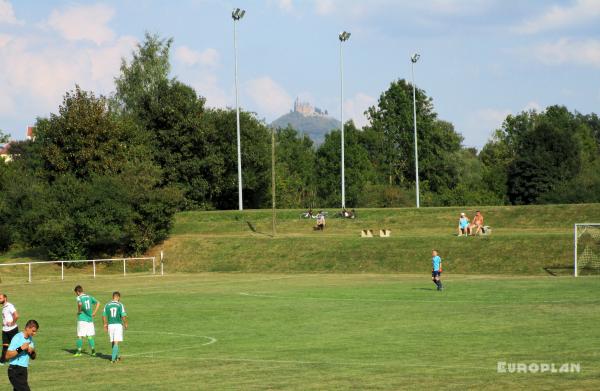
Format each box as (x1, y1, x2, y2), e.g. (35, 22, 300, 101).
(238, 291, 600, 305)
(122, 355, 493, 371)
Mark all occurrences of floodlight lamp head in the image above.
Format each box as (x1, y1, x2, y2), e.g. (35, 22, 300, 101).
(411, 53, 420, 63)
(232, 8, 245, 20)
(339, 31, 351, 42)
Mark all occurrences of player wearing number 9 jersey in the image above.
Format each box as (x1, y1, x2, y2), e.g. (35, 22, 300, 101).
(103, 292, 128, 363)
(74, 285, 100, 357)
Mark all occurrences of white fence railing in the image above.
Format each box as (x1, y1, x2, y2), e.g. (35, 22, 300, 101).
(0, 256, 163, 283)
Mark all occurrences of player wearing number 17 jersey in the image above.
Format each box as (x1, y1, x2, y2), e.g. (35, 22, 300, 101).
(74, 285, 100, 357)
(103, 292, 128, 363)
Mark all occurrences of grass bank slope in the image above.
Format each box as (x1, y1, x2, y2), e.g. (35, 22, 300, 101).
(154, 204, 600, 275)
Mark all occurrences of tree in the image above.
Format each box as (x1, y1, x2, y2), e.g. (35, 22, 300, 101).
(113, 32, 173, 119)
(1, 87, 181, 259)
(433, 148, 505, 206)
(0, 161, 13, 251)
(135, 80, 208, 208)
(365, 79, 462, 192)
(201, 109, 271, 209)
(274, 126, 317, 208)
(34, 86, 151, 181)
(315, 122, 377, 207)
(0, 129, 9, 143)
(114, 33, 228, 209)
(482, 106, 591, 204)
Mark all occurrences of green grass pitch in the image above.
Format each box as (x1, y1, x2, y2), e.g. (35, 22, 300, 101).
(4, 272, 599, 390)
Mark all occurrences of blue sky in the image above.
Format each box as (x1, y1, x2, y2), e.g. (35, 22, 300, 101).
(1, 0, 599, 149)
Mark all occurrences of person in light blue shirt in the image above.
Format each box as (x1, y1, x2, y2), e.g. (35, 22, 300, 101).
(457, 213, 470, 236)
(6, 319, 39, 391)
(431, 250, 443, 291)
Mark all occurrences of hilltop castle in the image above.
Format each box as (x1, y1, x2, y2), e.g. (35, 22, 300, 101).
(293, 98, 329, 117)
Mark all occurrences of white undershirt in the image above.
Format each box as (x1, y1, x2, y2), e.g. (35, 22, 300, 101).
(2, 302, 17, 332)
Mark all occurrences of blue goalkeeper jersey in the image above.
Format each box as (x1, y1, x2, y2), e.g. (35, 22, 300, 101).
(432, 256, 442, 272)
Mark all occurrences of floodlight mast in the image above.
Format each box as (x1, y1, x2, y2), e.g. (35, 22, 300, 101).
(411, 52, 420, 208)
(232, 8, 245, 210)
(339, 31, 350, 209)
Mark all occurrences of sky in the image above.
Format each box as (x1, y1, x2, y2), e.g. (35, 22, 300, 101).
(1, 0, 599, 150)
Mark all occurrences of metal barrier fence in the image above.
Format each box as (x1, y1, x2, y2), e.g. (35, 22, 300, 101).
(0, 257, 162, 283)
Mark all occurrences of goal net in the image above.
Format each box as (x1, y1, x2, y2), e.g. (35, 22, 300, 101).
(575, 224, 600, 276)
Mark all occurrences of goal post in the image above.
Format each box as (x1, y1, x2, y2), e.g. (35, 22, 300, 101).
(574, 224, 600, 277)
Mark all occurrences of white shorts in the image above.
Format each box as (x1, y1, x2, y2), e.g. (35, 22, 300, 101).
(108, 324, 123, 342)
(77, 321, 95, 337)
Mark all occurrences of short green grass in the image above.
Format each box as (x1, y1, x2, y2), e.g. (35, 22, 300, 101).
(5, 272, 599, 390)
(157, 204, 600, 275)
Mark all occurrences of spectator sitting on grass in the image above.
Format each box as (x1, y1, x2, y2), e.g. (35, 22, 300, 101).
(301, 208, 314, 218)
(340, 208, 356, 219)
(470, 211, 484, 235)
(315, 211, 325, 231)
(458, 212, 470, 236)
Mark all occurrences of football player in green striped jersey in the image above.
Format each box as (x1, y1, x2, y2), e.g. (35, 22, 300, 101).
(73, 285, 100, 357)
(102, 292, 128, 363)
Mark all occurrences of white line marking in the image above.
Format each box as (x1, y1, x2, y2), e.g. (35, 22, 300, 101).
(123, 355, 492, 370)
(238, 292, 597, 304)
(39, 331, 217, 363)
(127, 330, 218, 340)
(239, 292, 482, 303)
(124, 330, 217, 357)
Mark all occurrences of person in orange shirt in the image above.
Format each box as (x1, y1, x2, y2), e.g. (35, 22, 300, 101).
(470, 211, 484, 235)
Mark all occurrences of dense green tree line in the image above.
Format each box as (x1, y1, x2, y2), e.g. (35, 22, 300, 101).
(1, 33, 599, 259)
(481, 106, 600, 204)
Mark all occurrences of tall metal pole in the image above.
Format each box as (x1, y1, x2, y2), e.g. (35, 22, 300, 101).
(272, 127, 276, 236)
(339, 31, 350, 209)
(233, 9, 245, 210)
(411, 53, 420, 208)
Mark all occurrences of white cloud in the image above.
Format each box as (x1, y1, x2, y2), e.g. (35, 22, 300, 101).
(461, 107, 510, 148)
(0, 0, 22, 25)
(472, 107, 510, 134)
(515, 0, 600, 34)
(344, 92, 376, 128)
(414, 0, 494, 15)
(0, 93, 15, 115)
(278, 0, 294, 12)
(0, 33, 137, 120)
(313, 0, 493, 18)
(187, 72, 229, 109)
(86, 36, 138, 83)
(467, 102, 546, 146)
(47, 4, 116, 45)
(524, 101, 542, 112)
(475, 108, 511, 124)
(243, 77, 293, 119)
(175, 46, 219, 67)
(315, 0, 336, 15)
(532, 38, 600, 68)
(0, 33, 12, 47)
